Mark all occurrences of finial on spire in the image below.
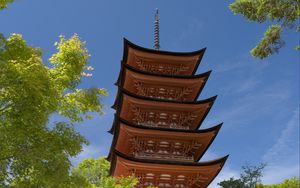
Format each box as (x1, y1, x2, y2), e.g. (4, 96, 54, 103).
(154, 8, 160, 50)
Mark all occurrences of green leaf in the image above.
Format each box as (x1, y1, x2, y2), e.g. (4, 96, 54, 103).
(70, 157, 138, 188)
(0, 0, 14, 10)
(251, 25, 284, 58)
(229, 0, 300, 59)
(0, 33, 107, 187)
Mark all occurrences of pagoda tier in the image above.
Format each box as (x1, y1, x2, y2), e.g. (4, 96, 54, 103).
(108, 38, 228, 188)
(109, 117, 222, 162)
(111, 89, 216, 131)
(114, 64, 211, 102)
(122, 38, 206, 76)
(110, 150, 228, 188)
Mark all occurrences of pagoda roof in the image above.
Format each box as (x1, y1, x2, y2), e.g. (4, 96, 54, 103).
(117, 63, 212, 80)
(115, 64, 211, 102)
(111, 89, 216, 130)
(112, 87, 216, 108)
(122, 38, 206, 76)
(110, 149, 228, 188)
(109, 117, 222, 162)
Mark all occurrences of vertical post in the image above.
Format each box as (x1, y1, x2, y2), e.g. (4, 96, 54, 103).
(154, 8, 160, 50)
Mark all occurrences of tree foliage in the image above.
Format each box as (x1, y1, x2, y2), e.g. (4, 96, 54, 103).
(0, 0, 14, 9)
(256, 177, 300, 188)
(0, 33, 107, 187)
(218, 163, 299, 188)
(229, 0, 300, 58)
(70, 157, 138, 188)
(218, 177, 244, 188)
(218, 163, 266, 188)
(240, 163, 266, 187)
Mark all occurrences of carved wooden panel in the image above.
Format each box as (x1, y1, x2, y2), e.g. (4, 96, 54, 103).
(134, 81, 193, 101)
(113, 155, 226, 188)
(131, 104, 198, 130)
(133, 170, 209, 188)
(129, 136, 202, 162)
(135, 57, 190, 75)
(124, 41, 205, 76)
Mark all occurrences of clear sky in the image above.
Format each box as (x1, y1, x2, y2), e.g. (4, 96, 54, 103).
(1, 0, 299, 187)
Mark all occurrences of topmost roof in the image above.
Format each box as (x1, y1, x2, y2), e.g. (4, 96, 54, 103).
(123, 38, 206, 58)
(122, 38, 206, 75)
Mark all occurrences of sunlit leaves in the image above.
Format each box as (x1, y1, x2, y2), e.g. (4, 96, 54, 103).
(256, 177, 300, 188)
(59, 88, 108, 122)
(229, 0, 299, 24)
(229, 0, 300, 59)
(230, 0, 268, 23)
(70, 157, 138, 188)
(0, 33, 53, 128)
(0, 33, 106, 187)
(49, 34, 90, 91)
(251, 25, 284, 58)
(0, 0, 14, 9)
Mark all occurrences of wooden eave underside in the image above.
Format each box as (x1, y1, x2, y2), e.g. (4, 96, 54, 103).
(109, 118, 222, 162)
(122, 38, 206, 76)
(107, 38, 228, 187)
(117, 63, 212, 80)
(113, 64, 211, 103)
(110, 150, 228, 188)
(112, 87, 217, 109)
(110, 89, 216, 132)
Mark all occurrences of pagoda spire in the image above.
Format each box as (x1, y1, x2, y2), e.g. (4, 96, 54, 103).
(154, 8, 160, 50)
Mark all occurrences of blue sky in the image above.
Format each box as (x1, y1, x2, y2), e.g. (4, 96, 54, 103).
(1, 0, 299, 187)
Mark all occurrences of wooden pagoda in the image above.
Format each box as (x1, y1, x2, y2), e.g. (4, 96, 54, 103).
(107, 38, 228, 188)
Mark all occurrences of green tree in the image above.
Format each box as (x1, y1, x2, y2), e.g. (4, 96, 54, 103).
(70, 157, 138, 188)
(0, 0, 14, 9)
(256, 177, 300, 188)
(240, 163, 266, 187)
(218, 177, 244, 188)
(0, 33, 107, 187)
(229, 0, 300, 59)
(218, 163, 266, 188)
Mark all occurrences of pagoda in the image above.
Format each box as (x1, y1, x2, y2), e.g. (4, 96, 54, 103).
(108, 10, 228, 188)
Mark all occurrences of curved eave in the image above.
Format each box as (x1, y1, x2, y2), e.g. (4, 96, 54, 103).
(109, 89, 216, 134)
(107, 116, 222, 162)
(107, 112, 219, 135)
(115, 63, 212, 95)
(116, 115, 222, 133)
(122, 38, 206, 75)
(112, 87, 217, 109)
(113, 67, 211, 107)
(110, 148, 229, 175)
(117, 63, 212, 80)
